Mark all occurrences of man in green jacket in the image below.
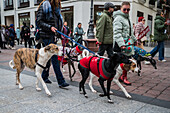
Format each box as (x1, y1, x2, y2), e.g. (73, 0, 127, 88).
(150, 11, 168, 62)
(96, 2, 114, 58)
(113, 2, 137, 85)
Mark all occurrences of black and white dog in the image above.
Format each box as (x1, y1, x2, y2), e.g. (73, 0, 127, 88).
(78, 53, 131, 103)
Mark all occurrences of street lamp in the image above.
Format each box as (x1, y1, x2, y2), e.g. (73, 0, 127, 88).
(87, 0, 95, 39)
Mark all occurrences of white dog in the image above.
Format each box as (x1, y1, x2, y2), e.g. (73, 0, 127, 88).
(9, 44, 61, 96)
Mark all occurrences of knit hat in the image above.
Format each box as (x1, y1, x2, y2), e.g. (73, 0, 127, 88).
(138, 17, 144, 22)
(104, 2, 115, 10)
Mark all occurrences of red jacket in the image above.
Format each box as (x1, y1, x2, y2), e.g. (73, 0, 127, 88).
(80, 56, 113, 80)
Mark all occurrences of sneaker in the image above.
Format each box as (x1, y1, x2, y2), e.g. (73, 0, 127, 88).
(158, 59, 166, 62)
(144, 61, 150, 65)
(59, 82, 69, 88)
(11, 47, 16, 50)
(44, 79, 52, 84)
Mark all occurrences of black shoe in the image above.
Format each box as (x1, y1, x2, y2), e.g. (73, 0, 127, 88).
(44, 79, 52, 84)
(59, 82, 69, 88)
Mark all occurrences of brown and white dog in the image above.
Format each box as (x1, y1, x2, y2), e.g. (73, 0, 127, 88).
(9, 44, 61, 96)
(88, 59, 139, 98)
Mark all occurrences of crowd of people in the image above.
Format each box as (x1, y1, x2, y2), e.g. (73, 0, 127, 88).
(0, 0, 168, 88)
(0, 23, 36, 50)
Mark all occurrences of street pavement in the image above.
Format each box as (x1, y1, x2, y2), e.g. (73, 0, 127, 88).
(0, 44, 170, 113)
(0, 68, 170, 113)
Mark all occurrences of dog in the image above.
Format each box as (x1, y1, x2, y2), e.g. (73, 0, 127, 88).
(133, 46, 157, 76)
(9, 44, 60, 96)
(89, 59, 139, 99)
(78, 53, 131, 103)
(57, 45, 85, 81)
(58, 44, 90, 81)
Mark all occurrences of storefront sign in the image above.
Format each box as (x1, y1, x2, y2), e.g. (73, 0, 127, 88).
(138, 26, 150, 40)
(61, 6, 73, 12)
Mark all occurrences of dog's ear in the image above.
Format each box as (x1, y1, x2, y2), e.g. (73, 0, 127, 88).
(44, 45, 51, 52)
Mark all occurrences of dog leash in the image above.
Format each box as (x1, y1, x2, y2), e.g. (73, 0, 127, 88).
(56, 30, 109, 59)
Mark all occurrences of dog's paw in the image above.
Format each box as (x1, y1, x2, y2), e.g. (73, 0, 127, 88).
(92, 90, 97, 93)
(126, 94, 132, 99)
(36, 88, 42, 91)
(19, 86, 24, 90)
(84, 94, 88, 98)
(108, 99, 114, 104)
(46, 91, 51, 96)
(99, 93, 106, 97)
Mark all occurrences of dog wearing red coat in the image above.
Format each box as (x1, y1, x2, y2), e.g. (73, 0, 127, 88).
(78, 53, 131, 103)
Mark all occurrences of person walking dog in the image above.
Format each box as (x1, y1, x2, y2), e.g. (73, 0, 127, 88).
(37, 0, 69, 87)
(96, 2, 115, 58)
(113, 2, 137, 85)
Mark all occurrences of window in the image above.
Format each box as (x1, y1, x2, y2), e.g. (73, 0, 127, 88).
(5, 0, 13, 7)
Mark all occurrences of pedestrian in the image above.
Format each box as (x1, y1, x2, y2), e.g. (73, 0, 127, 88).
(16, 27, 20, 45)
(30, 24, 36, 47)
(8, 24, 16, 49)
(96, 2, 114, 58)
(74, 23, 85, 44)
(0, 25, 7, 49)
(21, 22, 30, 48)
(113, 2, 137, 85)
(37, 0, 69, 87)
(150, 11, 168, 62)
(62, 21, 71, 47)
(134, 16, 147, 49)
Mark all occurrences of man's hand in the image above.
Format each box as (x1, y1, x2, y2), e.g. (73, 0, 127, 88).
(51, 27, 57, 33)
(165, 22, 168, 25)
(75, 32, 78, 34)
(121, 46, 126, 49)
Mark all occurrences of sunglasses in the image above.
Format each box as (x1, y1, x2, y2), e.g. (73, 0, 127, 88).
(123, 8, 130, 12)
(142, 19, 145, 21)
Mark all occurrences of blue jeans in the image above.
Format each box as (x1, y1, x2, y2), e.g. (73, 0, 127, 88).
(150, 41, 165, 60)
(41, 39, 66, 85)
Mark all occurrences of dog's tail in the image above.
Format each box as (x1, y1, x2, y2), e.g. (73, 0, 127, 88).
(9, 60, 16, 69)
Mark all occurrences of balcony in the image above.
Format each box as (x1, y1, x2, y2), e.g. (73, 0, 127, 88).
(4, 0, 14, 11)
(34, 0, 43, 5)
(18, 0, 30, 8)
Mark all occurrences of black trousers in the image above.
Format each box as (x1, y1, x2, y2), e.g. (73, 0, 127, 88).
(97, 44, 113, 58)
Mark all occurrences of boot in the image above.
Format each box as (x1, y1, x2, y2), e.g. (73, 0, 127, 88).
(119, 70, 131, 85)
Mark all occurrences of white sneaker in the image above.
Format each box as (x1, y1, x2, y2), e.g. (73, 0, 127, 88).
(11, 47, 16, 50)
(158, 59, 166, 62)
(144, 61, 150, 65)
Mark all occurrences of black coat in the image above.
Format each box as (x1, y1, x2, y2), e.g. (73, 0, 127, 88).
(36, 1, 63, 40)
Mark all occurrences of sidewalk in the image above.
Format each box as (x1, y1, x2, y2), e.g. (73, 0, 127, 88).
(0, 68, 170, 113)
(0, 44, 170, 112)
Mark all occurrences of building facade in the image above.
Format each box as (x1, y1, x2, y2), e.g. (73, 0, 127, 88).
(1, 0, 169, 38)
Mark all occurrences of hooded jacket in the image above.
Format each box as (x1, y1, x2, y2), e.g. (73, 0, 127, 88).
(154, 16, 168, 42)
(113, 10, 137, 56)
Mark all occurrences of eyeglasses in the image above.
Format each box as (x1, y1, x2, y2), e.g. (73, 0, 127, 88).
(123, 8, 130, 12)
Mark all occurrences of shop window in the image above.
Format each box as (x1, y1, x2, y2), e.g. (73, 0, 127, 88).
(147, 15, 153, 36)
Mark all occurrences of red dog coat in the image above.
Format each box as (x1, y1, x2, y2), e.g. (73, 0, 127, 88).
(80, 56, 113, 80)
